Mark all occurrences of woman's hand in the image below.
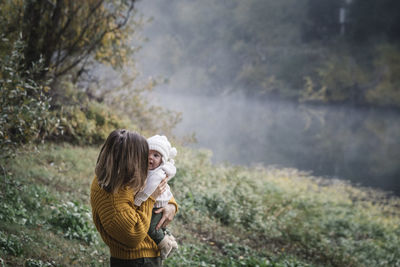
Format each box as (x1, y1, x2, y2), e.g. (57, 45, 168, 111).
(151, 177, 168, 199)
(154, 204, 176, 230)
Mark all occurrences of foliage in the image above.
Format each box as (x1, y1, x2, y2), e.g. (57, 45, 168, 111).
(164, 242, 312, 267)
(0, 152, 107, 266)
(300, 43, 400, 108)
(1, 143, 400, 266)
(0, 177, 52, 227)
(172, 147, 400, 266)
(47, 99, 136, 144)
(43, 77, 181, 144)
(0, 38, 51, 160)
(24, 258, 54, 267)
(0, 232, 23, 257)
(366, 44, 400, 107)
(302, 0, 342, 41)
(100, 71, 182, 137)
(0, 2, 179, 148)
(0, 0, 137, 81)
(348, 0, 400, 43)
(0, 0, 169, 150)
(300, 52, 368, 104)
(48, 201, 97, 244)
(139, 0, 400, 108)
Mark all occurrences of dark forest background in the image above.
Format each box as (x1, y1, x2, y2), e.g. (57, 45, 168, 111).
(137, 0, 400, 107)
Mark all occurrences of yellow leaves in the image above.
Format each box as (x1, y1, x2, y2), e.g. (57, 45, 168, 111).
(365, 44, 400, 107)
(103, 32, 116, 43)
(300, 76, 327, 103)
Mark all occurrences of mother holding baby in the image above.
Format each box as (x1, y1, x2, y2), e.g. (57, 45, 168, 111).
(90, 129, 178, 267)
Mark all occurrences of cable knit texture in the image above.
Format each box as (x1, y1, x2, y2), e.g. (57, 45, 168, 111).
(90, 176, 178, 259)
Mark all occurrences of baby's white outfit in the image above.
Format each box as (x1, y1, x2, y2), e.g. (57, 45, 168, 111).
(133, 134, 179, 260)
(134, 160, 176, 207)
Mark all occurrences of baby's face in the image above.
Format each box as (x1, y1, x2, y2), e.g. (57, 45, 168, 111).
(148, 150, 162, 170)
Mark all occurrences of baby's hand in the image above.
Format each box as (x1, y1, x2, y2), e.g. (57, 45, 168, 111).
(151, 178, 167, 199)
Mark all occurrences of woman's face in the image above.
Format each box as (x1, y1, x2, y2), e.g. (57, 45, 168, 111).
(148, 150, 162, 170)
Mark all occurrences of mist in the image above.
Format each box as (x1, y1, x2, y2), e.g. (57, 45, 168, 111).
(135, 0, 400, 195)
(149, 92, 400, 195)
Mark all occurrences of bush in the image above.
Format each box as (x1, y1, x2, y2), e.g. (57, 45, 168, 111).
(0, 38, 51, 160)
(0, 174, 53, 226)
(24, 258, 54, 267)
(48, 201, 97, 244)
(47, 100, 136, 145)
(44, 78, 181, 145)
(172, 147, 400, 266)
(0, 231, 23, 257)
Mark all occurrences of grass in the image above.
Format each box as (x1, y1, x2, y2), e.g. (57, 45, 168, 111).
(0, 143, 399, 266)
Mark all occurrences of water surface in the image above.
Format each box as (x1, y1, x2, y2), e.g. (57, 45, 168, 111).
(152, 92, 400, 195)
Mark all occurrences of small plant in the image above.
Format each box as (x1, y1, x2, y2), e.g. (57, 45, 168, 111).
(0, 37, 51, 160)
(0, 231, 23, 257)
(0, 173, 53, 226)
(24, 258, 54, 267)
(48, 201, 97, 244)
(1, 144, 400, 266)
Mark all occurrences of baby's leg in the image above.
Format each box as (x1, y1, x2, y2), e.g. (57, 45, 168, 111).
(149, 208, 178, 260)
(148, 209, 165, 244)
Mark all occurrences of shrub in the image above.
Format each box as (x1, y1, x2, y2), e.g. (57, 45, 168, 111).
(24, 258, 54, 267)
(48, 201, 97, 244)
(0, 38, 51, 160)
(0, 231, 23, 257)
(47, 100, 136, 144)
(0, 174, 53, 226)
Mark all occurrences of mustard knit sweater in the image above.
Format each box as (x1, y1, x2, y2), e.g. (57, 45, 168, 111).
(90, 176, 178, 259)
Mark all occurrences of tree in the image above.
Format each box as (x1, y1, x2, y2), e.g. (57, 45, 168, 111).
(348, 0, 400, 42)
(302, 0, 343, 41)
(1, 0, 137, 88)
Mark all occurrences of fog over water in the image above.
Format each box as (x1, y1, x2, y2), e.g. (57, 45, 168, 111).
(135, 1, 400, 195)
(149, 92, 400, 195)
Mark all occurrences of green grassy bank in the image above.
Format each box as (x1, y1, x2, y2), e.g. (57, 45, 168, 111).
(1, 143, 399, 266)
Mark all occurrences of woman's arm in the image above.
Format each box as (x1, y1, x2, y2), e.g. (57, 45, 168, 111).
(154, 197, 178, 230)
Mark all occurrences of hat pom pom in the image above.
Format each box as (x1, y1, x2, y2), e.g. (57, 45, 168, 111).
(170, 147, 177, 159)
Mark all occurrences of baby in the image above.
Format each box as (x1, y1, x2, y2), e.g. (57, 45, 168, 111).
(134, 135, 179, 260)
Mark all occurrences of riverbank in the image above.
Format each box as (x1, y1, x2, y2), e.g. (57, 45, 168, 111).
(1, 143, 399, 266)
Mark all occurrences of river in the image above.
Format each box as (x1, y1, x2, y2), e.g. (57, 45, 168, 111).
(150, 92, 400, 196)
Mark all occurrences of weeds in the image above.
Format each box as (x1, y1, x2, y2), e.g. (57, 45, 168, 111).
(0, 144, 399, 266)
(0, 232, 23, 257)
(48, 202, 97, 244)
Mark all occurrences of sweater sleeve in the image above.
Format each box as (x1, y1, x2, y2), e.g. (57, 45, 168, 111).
(168, 196, 179, 214)
(104, 197, 155, 249)
(134, 170, 165, 206)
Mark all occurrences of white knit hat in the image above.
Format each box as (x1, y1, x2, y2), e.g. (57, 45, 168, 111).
(147, 135, 177, 163)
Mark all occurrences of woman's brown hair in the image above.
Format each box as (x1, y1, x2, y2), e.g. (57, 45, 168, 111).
(95, 129, 149, 194)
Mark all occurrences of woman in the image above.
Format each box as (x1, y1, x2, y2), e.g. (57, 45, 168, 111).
(90, 129, 178, 266)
